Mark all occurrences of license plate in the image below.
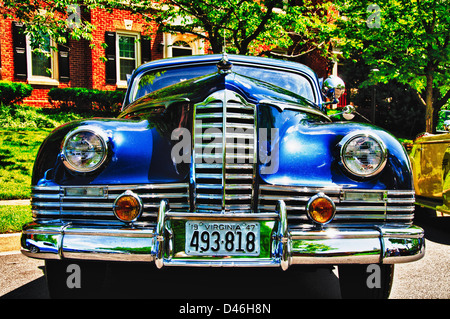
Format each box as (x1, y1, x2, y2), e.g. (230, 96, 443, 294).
(185, 221, 260, 256)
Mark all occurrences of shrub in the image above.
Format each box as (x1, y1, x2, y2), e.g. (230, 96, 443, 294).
(48, 87, 125, 113)
(0, 103, 83, 129)
(0, 81, 33, 105)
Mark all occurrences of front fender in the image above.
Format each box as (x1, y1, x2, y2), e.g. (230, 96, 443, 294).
(260, 120, 413, 190)
(33, 119, 188, 186)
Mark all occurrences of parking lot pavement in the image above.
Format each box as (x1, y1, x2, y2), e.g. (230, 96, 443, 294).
(0, 216, 448, 299)
(0, 252, 48, 298)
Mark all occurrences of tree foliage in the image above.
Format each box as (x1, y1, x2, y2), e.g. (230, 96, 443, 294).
(150, 0, 337, 57)
(0, 0, 338, 58)
(336, 0, 450, 133)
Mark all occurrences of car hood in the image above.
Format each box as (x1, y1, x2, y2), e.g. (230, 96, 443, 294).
(33, 70, 412, 191)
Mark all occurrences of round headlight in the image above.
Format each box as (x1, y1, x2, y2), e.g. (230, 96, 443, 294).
(62, 127, 109, 173)
(340, 132, 387, 178)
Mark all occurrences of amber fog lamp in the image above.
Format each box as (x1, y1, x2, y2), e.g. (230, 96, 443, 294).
(113, 191, 143, 222)
(307, 193, 336, 225)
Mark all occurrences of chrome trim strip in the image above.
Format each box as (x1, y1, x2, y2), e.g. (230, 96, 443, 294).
(31, 183, 190, 224)
(258, 185, 415, 224)
(260, 184, 342, 194)
(62, 228, 156, 238)
(163, 258, 280, 268)
(166, 212, 279, 221)
(415, 139, 450, 145)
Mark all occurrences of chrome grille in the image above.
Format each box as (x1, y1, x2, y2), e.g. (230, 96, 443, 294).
(193, 90, 256, 212)
(31, 183, 189, 226)
(258, 185, 415, 225)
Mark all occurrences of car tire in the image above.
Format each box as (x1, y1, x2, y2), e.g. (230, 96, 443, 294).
(338, 264, 394, 299)
(45, 259, 107, 299)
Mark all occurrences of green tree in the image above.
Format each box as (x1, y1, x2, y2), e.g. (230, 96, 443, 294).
(151, 0, 337, 57)
(1, 0, 96, 49)
(336, 0, 450, 133)
(1, 0, 338, 58)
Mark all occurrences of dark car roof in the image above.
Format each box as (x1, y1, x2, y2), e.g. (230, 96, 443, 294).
(133, 54, 319, 81)
(127, 54, 323, 108)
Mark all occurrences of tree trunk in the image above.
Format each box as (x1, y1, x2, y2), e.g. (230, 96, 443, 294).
(425, 70, 435, 133)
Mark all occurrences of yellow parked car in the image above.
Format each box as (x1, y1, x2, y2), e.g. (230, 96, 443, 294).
(410, 111, 450, 216)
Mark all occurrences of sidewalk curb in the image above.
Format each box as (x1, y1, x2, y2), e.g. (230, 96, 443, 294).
(0, 200, 29, 253)
(0, 232, 22, 253)
(0, 199, 31, 206)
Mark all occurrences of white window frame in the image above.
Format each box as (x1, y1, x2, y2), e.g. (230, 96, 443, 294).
(116, 31, 141, 88)
(26, 35, 59, 86)
(163, 33, 206, 58)
(171, 40, 193, 57)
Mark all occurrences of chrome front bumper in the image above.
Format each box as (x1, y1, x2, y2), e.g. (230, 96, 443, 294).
(21, 200, 425, 269)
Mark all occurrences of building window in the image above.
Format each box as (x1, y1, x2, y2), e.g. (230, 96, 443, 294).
(105, 31, 149, 87)
(30, 35, 52, 77)
(172, 41, 192, 57)
(117, 33, 139, 85)
(26, 34, 59, 85)
(13, 21, 69, 82)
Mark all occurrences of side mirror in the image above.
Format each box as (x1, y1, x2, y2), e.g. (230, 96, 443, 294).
(329, 104, 355, 121)
(342, 105, 355, 120)
(444, 120, 450, 131)
(322, 75, 345, 105)
(329, 104, 372, 122)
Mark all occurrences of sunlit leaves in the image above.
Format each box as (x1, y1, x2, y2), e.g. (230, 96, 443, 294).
(335, 0, 450, 132)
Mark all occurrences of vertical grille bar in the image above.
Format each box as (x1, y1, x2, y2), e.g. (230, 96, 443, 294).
(193, 90, 256, 213)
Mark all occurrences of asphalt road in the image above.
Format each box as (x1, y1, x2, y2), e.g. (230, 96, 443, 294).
(0, 216, 448, 300)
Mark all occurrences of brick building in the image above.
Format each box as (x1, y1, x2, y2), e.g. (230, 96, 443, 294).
(0, 8, 207, 107)
(0, 7, 338, 108)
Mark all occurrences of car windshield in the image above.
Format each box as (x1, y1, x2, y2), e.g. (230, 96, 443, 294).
(131, 63, 315, 103)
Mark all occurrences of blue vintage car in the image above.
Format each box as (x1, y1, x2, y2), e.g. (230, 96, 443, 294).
(21, 54, 424, 298)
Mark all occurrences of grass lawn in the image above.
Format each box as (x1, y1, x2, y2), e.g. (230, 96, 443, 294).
(0, 205, 33, 233)
(0, 103, 106, 233)
(0, 128, 52, 200)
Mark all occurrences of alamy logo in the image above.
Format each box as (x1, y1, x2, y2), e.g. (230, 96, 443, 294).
(171, 124, 279, 174)
(366, 4, 381, 29)
(366, 264, 381, 289)
(66, 263, 81, 289)
(67, 4, 81, 29)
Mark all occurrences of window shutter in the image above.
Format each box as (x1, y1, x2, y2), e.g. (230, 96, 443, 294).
(12, 21, 27, 79)
(58, 37, 70, 82)
(104, 31, 116, 84)
(141, 36, 151, 64)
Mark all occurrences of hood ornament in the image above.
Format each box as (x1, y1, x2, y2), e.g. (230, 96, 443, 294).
(217, 52, 233, 74)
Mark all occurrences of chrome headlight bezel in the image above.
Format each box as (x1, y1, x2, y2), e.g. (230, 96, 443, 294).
(339, 132, 388, 178)
(61, 126, 109, 173)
